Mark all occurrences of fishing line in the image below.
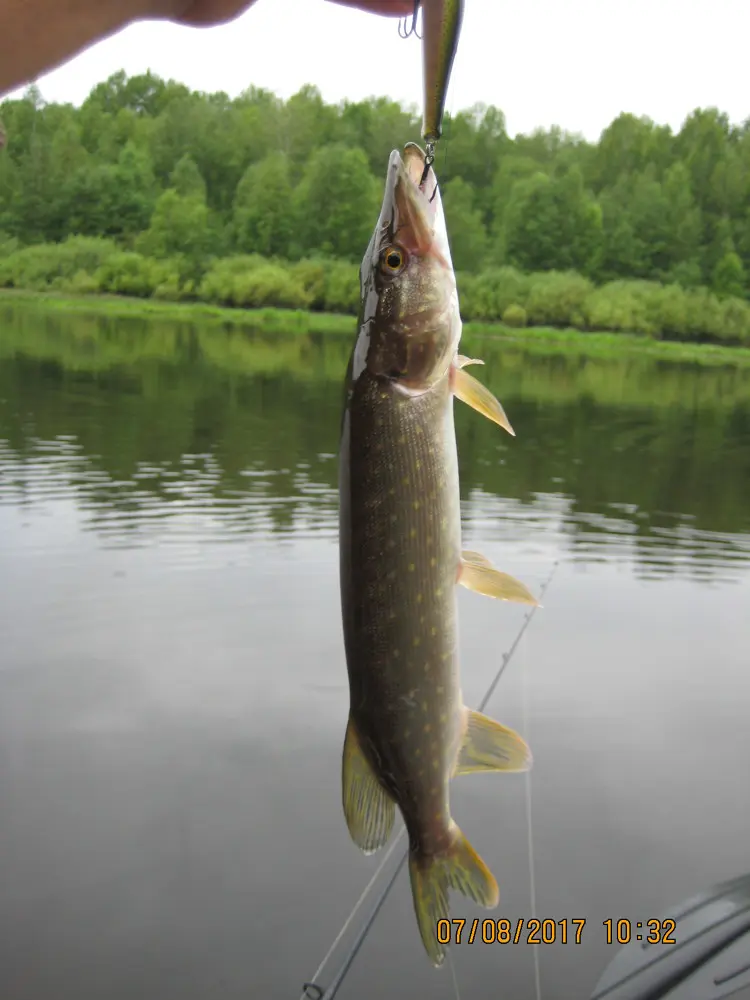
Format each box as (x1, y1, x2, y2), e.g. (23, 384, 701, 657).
(300, 559, 559, 1000)
(447, 941, 462, 1000)
(521, 623, 543, 1000)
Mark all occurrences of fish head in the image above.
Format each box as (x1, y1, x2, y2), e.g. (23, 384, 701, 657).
(353, 142, 460, 393)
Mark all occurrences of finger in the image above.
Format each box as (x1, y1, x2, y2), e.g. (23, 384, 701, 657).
(176, 0, 256, 26)
(324, 0, 415, 16)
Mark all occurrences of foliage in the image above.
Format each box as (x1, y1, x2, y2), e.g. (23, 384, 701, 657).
(502, 303, 527, 327)
(1, 71, 750, 343)
(2, 239, 750, 345)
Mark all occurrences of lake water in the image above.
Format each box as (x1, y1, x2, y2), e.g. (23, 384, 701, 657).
(1, 303, 750, 1000)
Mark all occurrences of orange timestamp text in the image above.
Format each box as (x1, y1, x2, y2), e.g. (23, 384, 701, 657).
(436, 917, 587, 946)
(603, 919, 677, 945)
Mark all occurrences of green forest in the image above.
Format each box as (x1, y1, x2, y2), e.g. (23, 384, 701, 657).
(1, 71, 750, 344)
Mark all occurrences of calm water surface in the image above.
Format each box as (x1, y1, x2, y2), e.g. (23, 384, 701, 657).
(1, 305, 750, 1000)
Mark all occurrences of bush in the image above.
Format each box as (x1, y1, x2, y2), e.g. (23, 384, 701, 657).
(582, 280, 659, 337)
(322, 260, 359, 314)
(290, 258, 328, 310)
(199, 255, 271, 304)
(64, 270, 99, 295)
(458, 266, 530, 321)
(95, 252, 157, 297)
(720, 297, 750, 345)
(525, 271, 594, 327)
(502, 303, 527, 327)
(0, 231, 19, 258)
(230, 264, 311, 309)
(0, 236, 119, 290)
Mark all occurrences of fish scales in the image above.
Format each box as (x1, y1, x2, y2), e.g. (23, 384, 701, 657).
(343, 366, 461, 855)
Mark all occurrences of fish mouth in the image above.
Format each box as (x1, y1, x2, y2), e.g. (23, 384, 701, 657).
(380, 143, 451, 267)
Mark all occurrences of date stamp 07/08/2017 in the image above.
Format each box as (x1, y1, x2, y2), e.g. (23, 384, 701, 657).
(436, 918, 678, 947)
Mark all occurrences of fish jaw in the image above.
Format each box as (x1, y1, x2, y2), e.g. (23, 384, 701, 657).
(351, 144, 460, 395)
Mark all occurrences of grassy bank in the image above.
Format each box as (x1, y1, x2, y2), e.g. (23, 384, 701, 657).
(4, 288, 750, 369)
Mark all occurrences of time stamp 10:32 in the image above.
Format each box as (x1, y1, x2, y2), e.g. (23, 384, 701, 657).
(435, 918, 677, 946)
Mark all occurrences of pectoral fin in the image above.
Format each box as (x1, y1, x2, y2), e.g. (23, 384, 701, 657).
(459, 550, 539, 606)
(452, 367, 515, 437)
(454, 708, 532, 776)
(455, 354, 484, 370)
(342, 715, 395, 855)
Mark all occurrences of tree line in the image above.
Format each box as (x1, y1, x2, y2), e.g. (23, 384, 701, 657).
(1, 70, 750, 341)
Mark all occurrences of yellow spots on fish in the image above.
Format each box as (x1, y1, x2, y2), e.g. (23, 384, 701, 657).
(408, 563, 416, 573)
(403, 729, 410, 739)
(380, 391, 388, 400)
(421, 701, 428, 713)
(409, 528, 417, 539)
(416, 592, 423, 604)
(423, 662, 430, 673)
(433, 812, 442, 822)
(413, 500, 421, 511)
(415, 460, 422, 471)
(441, 517, 448, 529)
(430, 557, 437, 567)
(436, 685, 444, 695)
(389, 610, 396, 620)
(390, 514, 397, 525)
(398, 435, 406, 445)
(430, 626, 438, 637)
(426, 535, 433, 545)
(431, 759, 440, 771)
(435, 587, 443, 597)
(389, 487, 395, 497)
(424, 723, 432, 734)
(441, 651, 451, 662)
(439, 712, 447, 724)
(402, 476, 410, 487)
(412, 636, 421, 647)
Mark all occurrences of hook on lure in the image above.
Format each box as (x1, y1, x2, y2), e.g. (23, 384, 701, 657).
(397, 0, 422, 40)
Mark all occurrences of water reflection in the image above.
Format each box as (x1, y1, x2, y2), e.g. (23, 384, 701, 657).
(1, 305, 749, 582)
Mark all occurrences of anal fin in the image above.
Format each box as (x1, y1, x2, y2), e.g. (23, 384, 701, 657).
(459, 550, 539, 606)
(342, 715, 395, 855)
(452, 366, 515, 437)
(454, 708, 532, 776)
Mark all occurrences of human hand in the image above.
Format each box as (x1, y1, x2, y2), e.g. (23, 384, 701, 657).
(169, 0, 417, 27)
(0, 0, 415, 99)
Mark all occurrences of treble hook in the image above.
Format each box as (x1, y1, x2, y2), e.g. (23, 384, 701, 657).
(398, 0, 422, 39)
(419, 140, 435, 188)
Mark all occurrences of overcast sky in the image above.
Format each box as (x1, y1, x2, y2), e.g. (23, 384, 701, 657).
(7, 0, 749, 141)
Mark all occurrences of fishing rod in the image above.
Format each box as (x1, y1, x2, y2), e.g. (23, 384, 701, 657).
(300, 558, 559, 1000)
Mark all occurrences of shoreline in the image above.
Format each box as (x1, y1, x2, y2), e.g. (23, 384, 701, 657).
(3, 289, 750, 368)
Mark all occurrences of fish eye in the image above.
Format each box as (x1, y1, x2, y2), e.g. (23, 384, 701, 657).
(381, 245, 407, 274)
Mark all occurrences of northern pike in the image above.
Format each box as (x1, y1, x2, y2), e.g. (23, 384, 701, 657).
(338, 143, 538, 967)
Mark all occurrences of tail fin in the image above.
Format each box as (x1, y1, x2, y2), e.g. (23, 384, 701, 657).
(408, 824, 499, 967)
